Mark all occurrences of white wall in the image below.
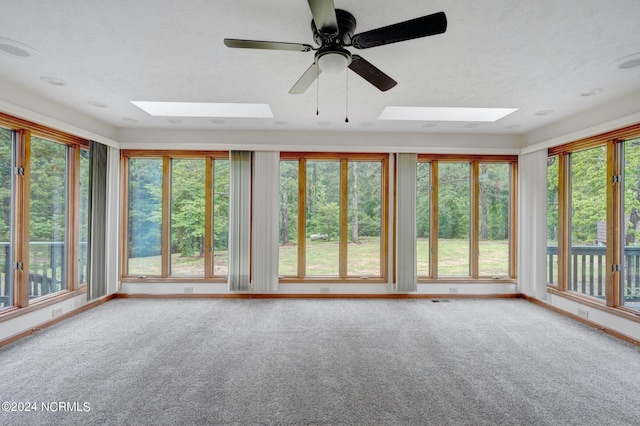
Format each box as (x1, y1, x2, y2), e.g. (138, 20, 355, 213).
(117, 127, 522, 154)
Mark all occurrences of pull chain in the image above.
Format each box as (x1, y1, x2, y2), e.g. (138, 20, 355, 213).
(345, 69, 349, 123)
(316, 64, 319, 116)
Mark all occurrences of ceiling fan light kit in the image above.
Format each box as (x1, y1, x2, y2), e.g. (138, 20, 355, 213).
(224, 0, 447, 94)
(317, 49, 351, 73)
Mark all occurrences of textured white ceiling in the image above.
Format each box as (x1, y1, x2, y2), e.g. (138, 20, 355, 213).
(0, 0, 639, 135)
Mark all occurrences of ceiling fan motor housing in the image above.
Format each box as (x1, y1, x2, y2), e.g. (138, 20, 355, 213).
(312, 9, 356, 47)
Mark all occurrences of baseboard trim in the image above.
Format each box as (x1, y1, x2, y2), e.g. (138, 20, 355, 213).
(522, 294, 640, 348)
(115, 292, 522, 299)
(0, 294, 115, 348)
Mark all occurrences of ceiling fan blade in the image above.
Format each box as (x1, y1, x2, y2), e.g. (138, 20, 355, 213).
(307, 0, 338, 36)
(350, 11, 447, 49)
(348, 55, 397, 92)
(289, 63, 322, 94)
(224, 38, 313, 52)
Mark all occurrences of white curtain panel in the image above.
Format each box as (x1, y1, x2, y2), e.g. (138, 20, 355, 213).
(252, 151, 280, 292)
(228, 151, 252, 291)
(396, 153, 418, 292)
(518, 149, 548, 300)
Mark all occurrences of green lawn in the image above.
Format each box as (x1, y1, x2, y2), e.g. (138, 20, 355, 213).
(128, 238, 511, 278)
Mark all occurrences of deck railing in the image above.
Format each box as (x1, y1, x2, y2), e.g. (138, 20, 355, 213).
(0, 241, 88, 307)
(547, 245, 640, 299)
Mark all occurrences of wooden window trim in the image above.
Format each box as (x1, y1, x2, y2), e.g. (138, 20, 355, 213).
(417, 155, 517, 282)
(120, 151, 230, 282)
(549, 124, 640, 313)
(280, 153, 389, 282)
(0, 113, 88, 148)
(0, 113, 88, 318)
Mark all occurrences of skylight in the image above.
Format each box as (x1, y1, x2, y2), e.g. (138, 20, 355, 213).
(378, 106, 518, 122)
(130, 101, 273, 118)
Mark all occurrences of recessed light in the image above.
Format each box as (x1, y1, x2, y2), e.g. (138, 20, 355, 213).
(535, 110, 554, 116)
(318, 121, 331, 127)
(274, 120, 288, 126)
(40, 76, 67, 87)
(505, 124, 521, 130)
(379, 106, 518, 122)
(0, 37, 34, 58)
(580, 88, 603, 97)
(616, 52, 640, 70)
(131, 101, 273, 118)
(619, 58, 640, 70)
(464, 123, 480, 129)
(166, 118, 182, 124)
(122, 117, 139, 123)
(421, 122, 437, 128)
(210, 119, 226, 125)
(87, 101, 108, 108)
(359, 122, 374, 127)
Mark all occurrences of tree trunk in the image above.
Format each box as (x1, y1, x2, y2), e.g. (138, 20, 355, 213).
(480, 164, 489, 240)
(350, 163, 359, 243)
(281, 203, 289, 245)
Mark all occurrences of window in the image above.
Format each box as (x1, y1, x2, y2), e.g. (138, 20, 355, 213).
(547, 155, 559, 285)
(0, 113, 89, 314)
(171, 159, 206, 276)
(622, 137, 640, 312)
(279, 160, 298, 277)
(416, 162, 431, 277)
(126, 158, 163, 276)
(418, 155, 517, 281)
(78, 148, 89, 286)
(548, 123, 640, 318)
(569, 146, 607, 301)
(478, 162, 512, 277)
(0, 128, 13, 309)
(122, 152, 229, 280)
(29, 136, 69, 300)
(438, 162, 471, 277)
(212, 159, 229, 277)
(279, 153, 388, 281)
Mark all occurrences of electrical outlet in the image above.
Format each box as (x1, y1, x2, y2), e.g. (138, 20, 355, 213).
(449, 287, 459, 294)
(320, 287, 330, 294)
(577, 308, 589, 319)
(184, 286, 194, 294)
(52, 307, 63, 318)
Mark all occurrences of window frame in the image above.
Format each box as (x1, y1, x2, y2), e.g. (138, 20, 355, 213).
(0, 112, 89, 317)
(279, 152, 389, 283)
(120, 150, 229, 283)
(417, 154, 518, 283)
(548, 122, 640, 321)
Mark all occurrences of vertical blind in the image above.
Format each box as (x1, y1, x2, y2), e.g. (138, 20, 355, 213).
(87, 140, 108, 300)
(252, 151, 280, 292)
(228, 151, 252, 291)
(396, 153, 418, 292)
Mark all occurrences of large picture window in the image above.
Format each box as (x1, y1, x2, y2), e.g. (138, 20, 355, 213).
(547, 123, 640, 319)
(279, 153, 388, 281)
(122, 152, 229, 280)
(418, 155, 517, 281)
(0, 113, 89, 314)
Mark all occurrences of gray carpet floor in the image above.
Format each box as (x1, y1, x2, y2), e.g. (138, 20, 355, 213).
(1, 298, 639, 425)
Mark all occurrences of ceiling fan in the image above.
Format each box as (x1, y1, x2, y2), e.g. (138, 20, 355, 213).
(224, 0, 447, 94)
